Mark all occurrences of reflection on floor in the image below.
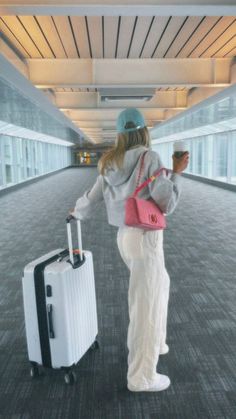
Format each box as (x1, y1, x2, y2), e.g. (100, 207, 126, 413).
(0, 167, 236, 419)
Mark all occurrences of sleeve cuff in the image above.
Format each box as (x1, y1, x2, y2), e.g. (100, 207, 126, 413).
(70, 211, 80, 220)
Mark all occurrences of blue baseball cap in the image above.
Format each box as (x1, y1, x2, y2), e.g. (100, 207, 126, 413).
(116, 108, 146, 133)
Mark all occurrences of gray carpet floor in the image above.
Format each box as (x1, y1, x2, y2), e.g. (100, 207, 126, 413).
(0, 167, 236, 419)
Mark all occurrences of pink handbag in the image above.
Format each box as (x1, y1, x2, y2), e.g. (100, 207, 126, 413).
(125, 152, 168, 230)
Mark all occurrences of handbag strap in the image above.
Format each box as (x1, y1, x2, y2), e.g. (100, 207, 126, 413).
(133, 166, 169, 198)
(135, 151, 148, 189)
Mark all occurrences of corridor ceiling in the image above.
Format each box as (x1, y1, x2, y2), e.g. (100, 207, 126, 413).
(0, 0, 236, 145)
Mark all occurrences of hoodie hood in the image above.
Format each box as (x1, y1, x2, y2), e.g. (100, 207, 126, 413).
(104, 146, 148, 187)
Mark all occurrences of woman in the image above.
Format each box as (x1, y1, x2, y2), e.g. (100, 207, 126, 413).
(71, 108, 189, 392)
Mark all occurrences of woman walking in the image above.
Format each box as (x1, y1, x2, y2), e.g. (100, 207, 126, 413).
(71, 108, 189, 392)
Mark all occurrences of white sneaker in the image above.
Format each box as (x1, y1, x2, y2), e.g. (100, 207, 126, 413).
(160, 344, 169, 355)
(128, 373, 171, 392)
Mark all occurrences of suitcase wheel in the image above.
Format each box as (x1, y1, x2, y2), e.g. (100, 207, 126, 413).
(91, 339, 99, 350)
(30, 364, 40, 378)
(64, 371, 77, 385)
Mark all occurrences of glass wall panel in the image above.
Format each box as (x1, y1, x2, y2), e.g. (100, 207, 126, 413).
(231, 132, 236, 184)
(15, 138, 23, 182)
(214, 134, 228, 182)
(0, 139, 3, 187)
(151, 84, 236, 141)
(152, 131, 236, 185)
(0, 77, 82, 146)
(196, 138, 203, 175)
(0, 135, 72, 190)
(4, 137, 13, 184)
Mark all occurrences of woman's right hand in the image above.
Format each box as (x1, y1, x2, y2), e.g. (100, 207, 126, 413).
(172, 152, 189, 174)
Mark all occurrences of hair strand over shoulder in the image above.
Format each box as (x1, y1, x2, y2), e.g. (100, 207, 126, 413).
(98, 127, 150, 175)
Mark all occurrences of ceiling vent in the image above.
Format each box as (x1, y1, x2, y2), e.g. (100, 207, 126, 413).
(99, 88, 156, 103)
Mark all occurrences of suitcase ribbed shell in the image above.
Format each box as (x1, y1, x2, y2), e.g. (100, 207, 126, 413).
(23, 249, 98, 369)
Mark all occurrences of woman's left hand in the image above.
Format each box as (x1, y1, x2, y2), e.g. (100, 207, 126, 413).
(172, 152, 189, 174)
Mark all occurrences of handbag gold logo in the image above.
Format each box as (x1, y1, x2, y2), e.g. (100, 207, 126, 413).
(149, 214, 158, 223)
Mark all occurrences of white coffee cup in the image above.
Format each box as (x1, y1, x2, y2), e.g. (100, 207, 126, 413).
(173, 141, 188, 158)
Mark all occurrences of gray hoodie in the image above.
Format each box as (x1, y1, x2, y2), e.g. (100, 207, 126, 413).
(73, 146, 181, 227)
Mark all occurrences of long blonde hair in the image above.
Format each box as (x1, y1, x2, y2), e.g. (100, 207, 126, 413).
(98, 127, 150, 175)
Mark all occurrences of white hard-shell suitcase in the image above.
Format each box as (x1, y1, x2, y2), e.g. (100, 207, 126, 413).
(22, 216, 99, 384)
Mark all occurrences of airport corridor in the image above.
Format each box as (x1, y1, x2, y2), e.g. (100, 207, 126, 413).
(0, 167, 236, 419)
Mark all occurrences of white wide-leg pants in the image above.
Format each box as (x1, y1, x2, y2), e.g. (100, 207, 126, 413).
(117, 227, 170, 389)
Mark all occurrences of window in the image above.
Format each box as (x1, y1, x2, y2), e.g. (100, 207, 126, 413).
(229, 132, 236, 184)
(0, 134, 72, 190)
(0, 139, 3, 186)
(153, 130, 236, 185)
(214, 134, 228, 181)
(4, 137, 13, 184)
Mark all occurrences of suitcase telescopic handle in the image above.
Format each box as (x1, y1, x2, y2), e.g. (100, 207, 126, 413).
(66, 216, 83, 266)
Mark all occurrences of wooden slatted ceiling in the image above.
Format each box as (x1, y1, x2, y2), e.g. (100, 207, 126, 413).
(164, 16, 205, 58)
(222, 42, 236, 58)
(87, 16, 103, 58)
(212, 35, 236, 58)
(128, 16, 154, 58)
(0, 16, 235, 59)
(70, 16, 90, 58)
(35, 16, 67, 58)
(189, 17, 235, 57)
(140, 17, 169, 58)
(0, 16, 42, 57)
(116, 16, 136, 58)
(153, 16, 189, 58)
(52, 88, 98, 92)
(18, 16, 54, 58)
(47, 87, 184, 93)
(177, 16, 220, 57)
(52, 16, 78, 58)
(156, 87, 187, 91)
(0, 16, 30, 57)
(104, 16, 119, 58)
(200, 21, 236, 57)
